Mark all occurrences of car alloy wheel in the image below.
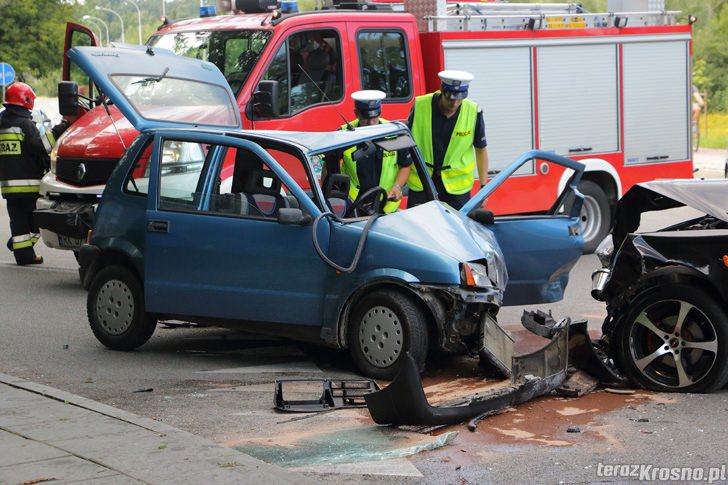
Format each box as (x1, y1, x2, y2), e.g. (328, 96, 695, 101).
(617, 285, 728, 393)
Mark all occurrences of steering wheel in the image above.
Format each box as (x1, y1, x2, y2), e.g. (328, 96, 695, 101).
(345, 186, 388, 218)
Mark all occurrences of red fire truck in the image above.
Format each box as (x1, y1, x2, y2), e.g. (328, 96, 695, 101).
(37, 0, 693, 254)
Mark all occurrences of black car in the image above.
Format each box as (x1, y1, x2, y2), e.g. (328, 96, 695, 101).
(592, 179, 728, 393)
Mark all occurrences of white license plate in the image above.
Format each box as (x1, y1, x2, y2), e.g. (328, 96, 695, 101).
(58, 234, 84, 249)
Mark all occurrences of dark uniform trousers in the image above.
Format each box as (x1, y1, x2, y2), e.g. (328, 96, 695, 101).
(5, 196, 40, 265)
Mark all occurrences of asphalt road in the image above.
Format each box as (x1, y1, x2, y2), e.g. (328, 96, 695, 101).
(1, 147, 727, 483)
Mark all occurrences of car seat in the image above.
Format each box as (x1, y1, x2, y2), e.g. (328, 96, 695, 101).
(243, 169, 289, 217)
(322, 173, 352, 217)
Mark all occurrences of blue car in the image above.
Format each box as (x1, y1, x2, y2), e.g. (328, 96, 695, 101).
(71, 45, 585, 379)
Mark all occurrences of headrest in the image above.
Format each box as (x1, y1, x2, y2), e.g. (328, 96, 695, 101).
(307, 48, 330, 70)
(323, 173, 350, 198)
(243, 170, 282, 197)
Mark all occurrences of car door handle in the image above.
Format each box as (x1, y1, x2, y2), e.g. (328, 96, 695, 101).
(147, 220, 169, 233)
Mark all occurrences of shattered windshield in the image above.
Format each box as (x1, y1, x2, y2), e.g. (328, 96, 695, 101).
(147, 29, 272, 94)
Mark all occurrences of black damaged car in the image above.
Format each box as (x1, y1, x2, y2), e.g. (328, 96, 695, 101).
(591, 179, 728, 393)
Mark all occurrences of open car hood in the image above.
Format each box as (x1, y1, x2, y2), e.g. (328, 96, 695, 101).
(66, 45, 241, 132)
(612, 179, 728, 249)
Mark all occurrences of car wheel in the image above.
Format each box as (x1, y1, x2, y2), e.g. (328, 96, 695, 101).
(348, 289, 428, 380)
(615, 285, 728, 393)
(577, 180, 610, 254)
(87, 265, 157, 350)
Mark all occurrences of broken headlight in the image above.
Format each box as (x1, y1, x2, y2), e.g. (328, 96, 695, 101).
(460, 262, 490, 288)
(595, 235, 614, 268)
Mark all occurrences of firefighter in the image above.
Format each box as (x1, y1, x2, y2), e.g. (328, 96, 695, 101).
(340, 90, 411, 213)
(0, 82, 51, 265)
(406, 70, 488, 210)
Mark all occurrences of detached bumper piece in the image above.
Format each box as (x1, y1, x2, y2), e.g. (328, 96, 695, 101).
(365, 318, 570, 426)
(274, 379, 380, 412)
(33, 205, 94, 239)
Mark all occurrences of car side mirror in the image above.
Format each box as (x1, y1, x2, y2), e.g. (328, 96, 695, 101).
(58, 81, 80, 117)
(250, 80, 280, 119)
(468, 208, 494, 225)
(278, 207, 311, 225)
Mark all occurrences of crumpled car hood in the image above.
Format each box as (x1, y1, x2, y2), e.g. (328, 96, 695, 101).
(613, 178, 728, 249)
(357, 201, 508, 289)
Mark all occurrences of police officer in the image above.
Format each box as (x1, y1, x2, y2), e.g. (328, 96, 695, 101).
(340, 90, 411, 213)
(406, 70, 488, 210)
(0, 82, 51, 265)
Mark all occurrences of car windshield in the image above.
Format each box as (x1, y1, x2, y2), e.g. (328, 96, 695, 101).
(147, 29, 272, 94)
(110, 73, 238, 127)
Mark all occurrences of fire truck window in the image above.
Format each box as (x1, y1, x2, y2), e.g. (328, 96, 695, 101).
(357, 31, 410, 99)
(258, 30, 343, 119)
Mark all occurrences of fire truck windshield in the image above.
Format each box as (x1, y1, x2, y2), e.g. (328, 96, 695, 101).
(147, 29, 272, 94)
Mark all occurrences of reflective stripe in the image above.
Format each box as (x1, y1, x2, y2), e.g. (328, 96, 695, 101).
(0, 179, 41, 195)
(1, 179, 41, 187)
(11, 233, 38, 250)
(0, 128, 24, 156)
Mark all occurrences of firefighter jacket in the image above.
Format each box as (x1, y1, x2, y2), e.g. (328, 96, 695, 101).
(340, 118, 402, 213)
(0, 105, 51, 199)
(408, 93, 477, 195)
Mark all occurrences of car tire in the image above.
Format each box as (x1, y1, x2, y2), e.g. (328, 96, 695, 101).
(614, 284, 728, 393)
(87, 265, 157, 350)
(577, 180, 610, 254)
(348, 289, 428, 380)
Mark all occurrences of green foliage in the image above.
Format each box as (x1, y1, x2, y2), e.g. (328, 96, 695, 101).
(0, 0, 74, 95)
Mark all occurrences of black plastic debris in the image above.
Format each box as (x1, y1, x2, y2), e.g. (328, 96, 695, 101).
(274, 379, 379, 412)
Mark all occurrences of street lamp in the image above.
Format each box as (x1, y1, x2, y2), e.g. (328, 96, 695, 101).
(82, 15, 110, 46)
(123, 0, 143, 45)
(95, 6, 125, 44)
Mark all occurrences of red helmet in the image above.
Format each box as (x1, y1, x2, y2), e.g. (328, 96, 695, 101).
(4, 82, 36, 110)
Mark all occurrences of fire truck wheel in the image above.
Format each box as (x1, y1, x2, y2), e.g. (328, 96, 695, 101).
(578, 180, 610, 253)
(348, 289, 428, 380)
(87, 265, 157, 350)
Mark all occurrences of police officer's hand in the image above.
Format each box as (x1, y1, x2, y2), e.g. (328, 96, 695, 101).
(388, 183, 403, 201)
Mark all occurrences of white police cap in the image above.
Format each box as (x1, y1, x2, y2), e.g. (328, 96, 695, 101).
(438, 70, 474, 91)
(352, 90, 386, 118)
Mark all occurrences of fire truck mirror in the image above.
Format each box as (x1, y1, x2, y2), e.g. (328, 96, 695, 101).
(58, 81, 80, 117)
(251, 80, 280, 119)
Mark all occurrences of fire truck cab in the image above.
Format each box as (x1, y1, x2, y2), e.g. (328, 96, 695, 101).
(36, 0, 693, 256)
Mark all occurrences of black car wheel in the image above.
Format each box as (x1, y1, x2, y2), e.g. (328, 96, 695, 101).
(87, 265, 157, 350)
(348, 289, 428, 380)
(615, 285, 728, 393)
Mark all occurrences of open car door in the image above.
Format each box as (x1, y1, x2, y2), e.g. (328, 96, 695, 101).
(462, 151, 585, 306)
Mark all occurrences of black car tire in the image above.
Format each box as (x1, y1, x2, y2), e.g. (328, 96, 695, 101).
(348, 289, 428, 380)
(577, 180, 610, 254)
(615, 284, 728, 393)
(87, 265, 157, 350)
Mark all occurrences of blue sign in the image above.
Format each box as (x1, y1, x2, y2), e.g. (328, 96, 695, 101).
(0, 63, 15, 85)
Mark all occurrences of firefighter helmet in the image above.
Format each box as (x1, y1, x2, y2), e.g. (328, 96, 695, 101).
(3, 82, 36, 110)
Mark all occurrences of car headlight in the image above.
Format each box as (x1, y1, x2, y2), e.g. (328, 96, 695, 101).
(595, 235, 614, 267)
(461, 262, 490, 288)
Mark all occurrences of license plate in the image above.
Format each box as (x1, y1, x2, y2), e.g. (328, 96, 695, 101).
(58, 234, 84, 249)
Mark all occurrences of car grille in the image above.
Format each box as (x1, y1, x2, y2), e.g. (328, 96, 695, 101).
(55, 157, 120, 187)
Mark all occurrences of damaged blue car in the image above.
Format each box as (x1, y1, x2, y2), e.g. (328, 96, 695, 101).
(70, 44, 585, 379)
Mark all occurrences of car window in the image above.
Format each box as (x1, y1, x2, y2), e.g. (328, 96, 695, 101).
(255, 29, 343, 119)
(357, 30, 411, 100)
(157, 140, 209, 210)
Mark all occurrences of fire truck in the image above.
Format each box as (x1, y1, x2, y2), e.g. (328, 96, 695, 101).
(37, 0, 694, 255)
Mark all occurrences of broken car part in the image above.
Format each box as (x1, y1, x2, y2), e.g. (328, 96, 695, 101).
(274, 379, 379, 412)
(365, 315, 571, 426)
